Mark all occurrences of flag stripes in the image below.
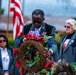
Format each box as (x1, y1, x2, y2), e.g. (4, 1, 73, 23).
(10, 0, 24, 39)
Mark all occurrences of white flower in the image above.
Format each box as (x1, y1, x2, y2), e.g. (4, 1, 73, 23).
(23, 38, 27, 41)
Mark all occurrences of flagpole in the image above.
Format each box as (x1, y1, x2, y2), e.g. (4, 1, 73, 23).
(6, 0, 10, 38)
(22, 0, 25, 16)
(0, 0, 2, 21)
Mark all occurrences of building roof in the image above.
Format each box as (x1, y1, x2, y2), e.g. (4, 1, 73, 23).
(0, 15, 31, 31)
(44, 16, 72, 31)
(0, 15, 74, 31)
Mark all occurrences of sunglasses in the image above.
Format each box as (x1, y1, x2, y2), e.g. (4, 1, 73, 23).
(64, 26, 71, 28)
(33, 21, 42, 24)
(0, 40, 6, 43)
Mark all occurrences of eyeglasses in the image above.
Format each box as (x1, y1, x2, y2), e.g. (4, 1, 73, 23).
(64, 26, 71, 28)
(0, 40, 6, 43)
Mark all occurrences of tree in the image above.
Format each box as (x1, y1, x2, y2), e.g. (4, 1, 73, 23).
(0, 8, 5, 14)
(0, 0, 5, 15)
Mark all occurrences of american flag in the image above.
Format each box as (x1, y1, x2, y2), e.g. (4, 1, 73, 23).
(10, 0, 24, 39)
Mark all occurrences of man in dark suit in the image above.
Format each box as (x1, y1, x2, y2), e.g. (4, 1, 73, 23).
(14, 9, 59, 62)
(14, 9, 59, 75)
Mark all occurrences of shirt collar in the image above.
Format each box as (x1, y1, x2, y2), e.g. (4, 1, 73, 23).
(30, 22, 45, 31)
(0, 47, 7, 51)
(35, 26, 42, 32)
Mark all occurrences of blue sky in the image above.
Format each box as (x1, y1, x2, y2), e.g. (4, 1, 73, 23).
(1, 0, 76, 16)
(25, 0, 76, 6)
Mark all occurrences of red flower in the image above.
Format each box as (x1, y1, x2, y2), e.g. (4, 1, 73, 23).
(24, 55, 29, 59)
(24, 34, 44, 44)
(44, 60, 55, 68)
(44, 62, 51, 68)
(16, 59, 21, 67)
(13, 48, 18, 56)
(34, 36, 44, 44)
(35, 36, 43, 40)
(19, 67, 24, 75)
(24, 34, 36, 40)
(20, 32, 24, 36)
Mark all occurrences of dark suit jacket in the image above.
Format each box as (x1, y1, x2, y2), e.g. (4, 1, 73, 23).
(0, 48, 15, 75)
(23, 23, 56, 38)
(59, 32, 76, 63)
(14, 23, 59, 61)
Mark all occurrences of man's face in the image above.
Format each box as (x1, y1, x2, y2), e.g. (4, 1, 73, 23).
(32, 14, 44, 28)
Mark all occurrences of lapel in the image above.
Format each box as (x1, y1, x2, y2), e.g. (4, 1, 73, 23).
(7, 49, 11, 68)
(40, 23, 46, 35)
(30, 24, 35, 31)
(0, 49, 2, 69)
(60, 35, 67, 52)
(63, 32, 76, 52)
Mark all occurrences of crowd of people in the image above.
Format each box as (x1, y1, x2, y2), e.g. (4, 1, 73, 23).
(0, 9, 76, 75)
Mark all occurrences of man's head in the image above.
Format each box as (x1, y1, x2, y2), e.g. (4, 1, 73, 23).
(32, 9, 45, 28)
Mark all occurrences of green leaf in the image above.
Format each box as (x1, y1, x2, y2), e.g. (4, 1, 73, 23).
(70, 62, 76, 71)
(43, 35, 52, 43)
(46, 71, 50, 75)
(28, 62, 36, 67)
(27, 44, 32, 50)
(34, 52, 40, 64)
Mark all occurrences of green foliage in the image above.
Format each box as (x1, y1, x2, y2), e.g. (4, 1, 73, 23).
(55, 32, 66, 52)
(56, 32, 64, 52)
(0, 8, 5, 14)
(34, 51, 40, 64)
(70, 62, 76, 71)
(56, 33, 62, 44)
(55, 33, 62, 52)
(39, 68, 51, 75)
(43, 35, 52, 43)
(8, 37, 14, 48)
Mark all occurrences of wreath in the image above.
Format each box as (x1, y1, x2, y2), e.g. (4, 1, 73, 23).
(51, 61, 76, 75)
(16, 40, 46, 73)
(14, 31, 54, 74)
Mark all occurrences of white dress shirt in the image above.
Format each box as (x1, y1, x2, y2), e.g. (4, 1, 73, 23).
(35, 26, 41, 32)
(0, 47, 10, 70)
(64, 39, 70, 46)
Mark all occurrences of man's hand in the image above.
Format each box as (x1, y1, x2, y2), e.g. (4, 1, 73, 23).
(43, 50, 52, 59)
